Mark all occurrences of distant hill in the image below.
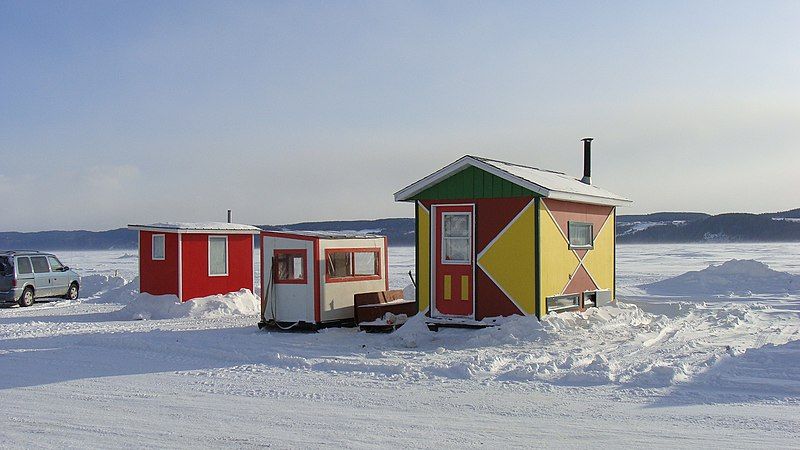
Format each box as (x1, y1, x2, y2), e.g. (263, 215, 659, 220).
(0, 228, 137, 251)
(617, 209, 800, 243)
(2, 209, 799, 250)
(0, 218, 416, 250)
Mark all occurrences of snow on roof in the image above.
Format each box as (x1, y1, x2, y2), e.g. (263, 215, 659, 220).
(127, 222, 261, 234)
(394, 155, 632, 206)
(264, 229, 384, 240)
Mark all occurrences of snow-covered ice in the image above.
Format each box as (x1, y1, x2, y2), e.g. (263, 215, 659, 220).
(1, 244, 799, 448)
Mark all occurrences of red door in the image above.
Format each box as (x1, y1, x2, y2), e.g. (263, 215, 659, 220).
(433, 205, 474, 317)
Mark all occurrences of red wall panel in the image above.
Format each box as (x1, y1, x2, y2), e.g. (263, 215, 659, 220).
(138, 231, 180, 297)
(181, 233, 254, 301)
(423, 197, 533, 320)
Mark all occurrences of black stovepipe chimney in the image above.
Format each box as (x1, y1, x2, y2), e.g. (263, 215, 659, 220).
(581, 137, 593, 184)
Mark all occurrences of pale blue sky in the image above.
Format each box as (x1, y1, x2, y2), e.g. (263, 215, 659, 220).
(2, 1, 799, 231)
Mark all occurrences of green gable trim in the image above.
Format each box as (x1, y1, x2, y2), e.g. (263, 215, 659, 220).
(409, 165, 540, 200)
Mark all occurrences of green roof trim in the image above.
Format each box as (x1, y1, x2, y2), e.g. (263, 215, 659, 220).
(409, 165, 539, 201)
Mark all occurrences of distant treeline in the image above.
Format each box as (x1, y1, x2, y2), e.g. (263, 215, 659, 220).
(2, 209, 799, 250)
(616, 209, 800, 243)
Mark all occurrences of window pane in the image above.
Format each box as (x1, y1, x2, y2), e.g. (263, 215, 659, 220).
(444, 214, 470, 237)
(152, 235, 165, 259)
(569, 222, 592, 247)
(209, 237, 227, 275)
(327, 252, 351, 278)
(444, 238, 470, 262)
(0, 257, 13, 276)
(17, 257, 32, 275)
(48, 256, 63, 272)
(276, 253, 304, 281)
(31, 256, 50, 273)
(276, 254, 292, 280)
(584, 292, 597, 308)
(292, 256, 304, 279)
(547, 294, 580, 311)
(354, 251, 377, 276)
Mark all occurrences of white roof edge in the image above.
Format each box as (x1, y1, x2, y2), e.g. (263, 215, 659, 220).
(127, 223, 261, 234)
(547, 191, 632, 207)
(263, 229, 385, 240)
(394, 156, 631, 206)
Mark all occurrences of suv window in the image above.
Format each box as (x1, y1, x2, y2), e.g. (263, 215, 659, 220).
(30, 256, 50, 273)
(0, 256, 12, 276)
(16, 257, 33, 275)
(48, 256, 64, 272)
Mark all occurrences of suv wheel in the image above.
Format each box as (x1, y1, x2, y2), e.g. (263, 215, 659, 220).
(64, 283, 79, 300)
(19, 287, 34, 307)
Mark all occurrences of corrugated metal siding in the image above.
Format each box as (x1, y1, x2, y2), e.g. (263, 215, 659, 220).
(411, 166, 539, 200)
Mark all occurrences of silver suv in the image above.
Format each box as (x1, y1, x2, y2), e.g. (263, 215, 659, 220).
(0, 251, 81, 307)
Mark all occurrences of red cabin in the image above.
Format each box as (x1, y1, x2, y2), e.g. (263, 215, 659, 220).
(128, 222, 260, 301)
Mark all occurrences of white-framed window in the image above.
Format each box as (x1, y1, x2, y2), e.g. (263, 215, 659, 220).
(568, 221, 593, 249)
(208, 236, 228, 276)
(152, 234, 166, 260)
(546, 294, 580, 313)
(442, 212, 471, 264)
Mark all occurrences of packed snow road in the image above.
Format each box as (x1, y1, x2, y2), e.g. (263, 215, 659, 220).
(1, 245, 799, 448)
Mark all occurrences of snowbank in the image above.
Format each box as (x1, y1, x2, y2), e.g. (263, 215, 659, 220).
(356, 300, 799, 390)
(114, 289, 259, 320)
(89, 277, 140, 304)
(80, 274, 128, 298)
(639, 259, 800, 296)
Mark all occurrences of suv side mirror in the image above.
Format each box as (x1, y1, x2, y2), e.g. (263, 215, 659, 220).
(62, 266, 69, 271)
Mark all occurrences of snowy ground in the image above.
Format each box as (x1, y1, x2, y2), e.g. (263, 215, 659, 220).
(1, 244, 799, 448)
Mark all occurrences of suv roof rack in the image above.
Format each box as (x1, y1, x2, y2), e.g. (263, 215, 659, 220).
(0, 250, 44, 254)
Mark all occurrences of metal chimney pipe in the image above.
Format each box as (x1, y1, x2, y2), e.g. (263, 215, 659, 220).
(581, 137, 593, 184)
(227, 209, 232, 223)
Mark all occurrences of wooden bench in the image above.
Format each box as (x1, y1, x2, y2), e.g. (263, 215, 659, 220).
(354, 290, 417, 325)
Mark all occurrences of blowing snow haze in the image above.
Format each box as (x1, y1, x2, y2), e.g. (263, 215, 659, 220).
(2, 2, 800, 232)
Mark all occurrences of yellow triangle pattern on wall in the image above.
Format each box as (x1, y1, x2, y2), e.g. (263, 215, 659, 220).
(538, 203, 581, 317)
(477, 202, 536, 315)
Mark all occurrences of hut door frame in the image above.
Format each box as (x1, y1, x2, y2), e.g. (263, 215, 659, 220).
(431, 203, 476, 319)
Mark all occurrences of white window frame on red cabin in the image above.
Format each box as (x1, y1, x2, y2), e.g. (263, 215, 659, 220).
(152, 234, 166, 261)
(208, 235, 229, 277)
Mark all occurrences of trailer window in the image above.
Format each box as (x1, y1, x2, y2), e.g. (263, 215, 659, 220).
(208, 236, 228, 276)
(354, 251, 377, 275)
(326, 249, 380, 282)
(327, 252, 351, 278)
(275, 250, 306, 283)
(152, 234, 165, 260)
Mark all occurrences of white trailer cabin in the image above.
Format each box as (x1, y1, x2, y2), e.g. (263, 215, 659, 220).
(259, 230, 389, 329)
